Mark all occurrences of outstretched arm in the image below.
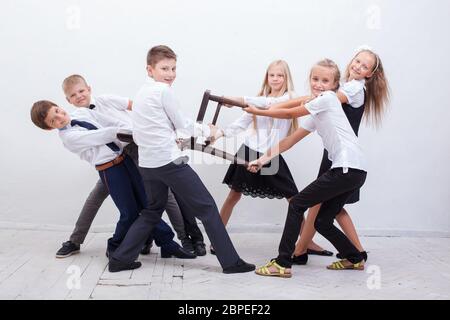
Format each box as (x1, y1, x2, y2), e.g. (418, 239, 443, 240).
(248, 127, 311, 172)
(270, 96, 314, 110)
(245, 102, 310, 119)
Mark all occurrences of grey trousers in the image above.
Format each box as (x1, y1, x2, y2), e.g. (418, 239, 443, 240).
(69, 143, 192, 244)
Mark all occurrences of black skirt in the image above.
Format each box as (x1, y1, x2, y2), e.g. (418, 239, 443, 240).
(222, 145, 299, 199)
(317, 149, 360, 204)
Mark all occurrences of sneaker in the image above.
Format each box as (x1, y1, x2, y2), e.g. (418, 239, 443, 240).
(193, 242, 206, 256)
(55, 241, 80, 258)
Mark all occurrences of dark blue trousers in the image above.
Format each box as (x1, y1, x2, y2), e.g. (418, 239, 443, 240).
(99, 155, 177, 252)
(112, 158, 241, 269)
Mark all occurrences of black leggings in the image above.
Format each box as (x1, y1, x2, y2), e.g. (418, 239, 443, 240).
(276, 168, 367, 267)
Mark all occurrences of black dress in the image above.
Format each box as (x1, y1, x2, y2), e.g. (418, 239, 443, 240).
(317, 98, 365, 204)
(223, 144, 299, 199)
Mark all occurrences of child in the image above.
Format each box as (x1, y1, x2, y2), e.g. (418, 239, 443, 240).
(268, 47, 390, 263)
(211, 60, 330, 255)
(55, 75, 206, 258)
(293, 47, 390, 262)
(245, 59, 368, 277)
(108, 45, 255, 274)
(30, 101, 196, 272)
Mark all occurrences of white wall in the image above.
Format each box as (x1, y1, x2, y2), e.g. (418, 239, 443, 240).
(1, 0, 449, 235)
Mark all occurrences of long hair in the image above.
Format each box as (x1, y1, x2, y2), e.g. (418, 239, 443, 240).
(344, 50, 390, 127)
(254, 60, 298, 133)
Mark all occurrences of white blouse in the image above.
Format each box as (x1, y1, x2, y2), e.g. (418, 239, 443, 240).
(223, 92, 297, 152)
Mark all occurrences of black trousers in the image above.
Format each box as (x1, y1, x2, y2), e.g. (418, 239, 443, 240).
(276, 168, 367, 267)
(111, 157, 241, 269)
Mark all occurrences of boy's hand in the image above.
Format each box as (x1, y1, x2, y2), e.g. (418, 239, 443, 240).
(247, 159, 263, 173)
(208, 124, 224, 144)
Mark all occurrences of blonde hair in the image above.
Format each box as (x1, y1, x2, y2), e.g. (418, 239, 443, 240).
(254, 60, 298, 133)
(62, 74, 88, 95)
(310, 58, 341, 92)
(344, 50, 390, 127)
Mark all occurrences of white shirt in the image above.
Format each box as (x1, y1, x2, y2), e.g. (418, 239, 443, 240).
(223, 93, 296, 152)
(301, 91, 366, 171)
(339, 79, 365, 108)
(132, 77, 211, 168)
(90, 95, 131, 127)
(59, 108, 128, 166)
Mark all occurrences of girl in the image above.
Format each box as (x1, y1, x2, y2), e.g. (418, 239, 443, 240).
(212, 60, 329, 255)
(270, 47, 390, 264)
(246, 59, 369, 277)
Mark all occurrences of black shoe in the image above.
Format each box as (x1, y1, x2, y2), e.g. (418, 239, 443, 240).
(140, 243, 153, 255)
(223, 258, 256, 274)
(56, 241, 80, 258)
(181, 238, 195, 253)
(291, 253, 308, 265)
(210, 245, 216, 255)
(193, 242, 206, 256)
(108, 259, 142, 273)
(161, 246, 196, 259)
(306, 249, 333, 256)
(336, 251, 368, 261)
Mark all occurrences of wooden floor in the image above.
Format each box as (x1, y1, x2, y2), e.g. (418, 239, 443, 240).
(0, 229, 449, 300)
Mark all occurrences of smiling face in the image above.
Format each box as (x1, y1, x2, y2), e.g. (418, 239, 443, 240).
(348, 51, 377, 81)
(65, 81, 92, 107)
(147, 58, 177, 86)
(309, 65, 338, 97)
(44, 106, 71, 129)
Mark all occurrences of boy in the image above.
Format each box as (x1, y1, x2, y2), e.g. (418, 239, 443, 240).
(109, 45, 255, 274)
(56, 75, 206, 258)
(30, 101, 195, 271)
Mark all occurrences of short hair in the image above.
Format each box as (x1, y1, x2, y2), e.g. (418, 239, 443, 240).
(146, 45, 177, 66)
(30, 100, 57, 130)
(62, 74, 88, 94)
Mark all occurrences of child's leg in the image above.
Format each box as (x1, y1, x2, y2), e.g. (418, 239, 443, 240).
(99, 163, 142, 253)
(293, 204, 321, 256)
(123, 157, 179, 251)
(111, 170, 169, 263)
(315, 194, 363, 263)
(162, 162, 241, 269)
(335, 209, 364, 252)
(164, 188, 188, 241)
(69, 179, 109, 245)
(276, 170, 365, 267)
(291, 197, 325, 252)
(219, 189, 242, 226)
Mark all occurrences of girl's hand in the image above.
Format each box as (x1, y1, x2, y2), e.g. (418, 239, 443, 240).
(247, 159, 263, 173)
(244, 104, 259, 115)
